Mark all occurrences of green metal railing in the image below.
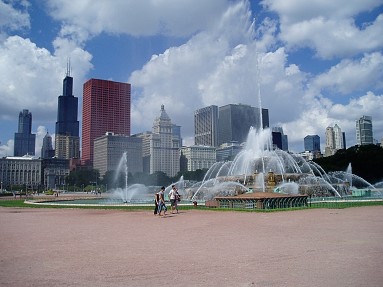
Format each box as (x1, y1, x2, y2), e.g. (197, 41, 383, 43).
(309, 195, 383, 209)
(215, 194, 383, 210)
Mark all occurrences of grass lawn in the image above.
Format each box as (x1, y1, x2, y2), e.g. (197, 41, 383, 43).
(1, 198, 382, 211)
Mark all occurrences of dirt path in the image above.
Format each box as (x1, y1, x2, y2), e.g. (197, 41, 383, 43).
(0, 206, 382, 287)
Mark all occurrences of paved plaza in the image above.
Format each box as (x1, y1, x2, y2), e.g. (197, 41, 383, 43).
(0, 206, 382, 287)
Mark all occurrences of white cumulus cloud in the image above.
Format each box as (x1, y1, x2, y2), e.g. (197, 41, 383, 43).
(45, 0, 231, 41)
(262, 0, 383, 59)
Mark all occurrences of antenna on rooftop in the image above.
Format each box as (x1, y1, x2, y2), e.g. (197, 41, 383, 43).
(66, 57, 72, 77)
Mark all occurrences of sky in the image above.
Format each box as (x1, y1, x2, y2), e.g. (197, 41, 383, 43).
(0, 0, 382, 157)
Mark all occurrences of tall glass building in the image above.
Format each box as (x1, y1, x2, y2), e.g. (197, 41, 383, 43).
(272, 127, 288, 151)
(218, 104, 269, 145)
(304, 135, 320, 152)
(356, 116, 373, 145)
(14, 109, 36, 156)
(194, 105, 218, 147)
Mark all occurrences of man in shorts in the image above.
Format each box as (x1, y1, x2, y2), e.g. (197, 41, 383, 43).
(169, 185, 179, 214)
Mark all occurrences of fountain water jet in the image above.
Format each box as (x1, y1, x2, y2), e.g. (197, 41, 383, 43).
(109, 152, 156, 203)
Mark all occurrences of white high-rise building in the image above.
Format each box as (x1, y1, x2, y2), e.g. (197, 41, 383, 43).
(333, 124, 344, 150)
(325, 124, 345, 157)
(325, 126, 335, 157)
(325, 127, 335, 148)
(148, 105, 180, 177)
(356, 116, 373, 145)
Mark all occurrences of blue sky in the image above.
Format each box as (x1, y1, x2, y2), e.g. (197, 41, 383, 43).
(0, 0, 382, 157)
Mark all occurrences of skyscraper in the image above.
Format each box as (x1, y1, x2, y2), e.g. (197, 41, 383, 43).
(356, 115, 373, 145)
(55, 65, 80, 159)
(325, 124, 345, 157)
(14, 109, 36, 156)
(82, 78, 131, 165)
(272, 127, 288, 151)
(172, 124, 182, 146)
(41, 132, 55, 159)
(194, 105, 218, 147)
(325, 126, 335, 156)
(218, 104, 269, 145)
(333, 124, 345, 149)
(304, 135, 320, 152)
(272, 131, 282, 150)
(148, 105, 180, 177)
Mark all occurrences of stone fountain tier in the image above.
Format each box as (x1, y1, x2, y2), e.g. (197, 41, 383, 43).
(212, 191, 308, 209)
(216, 191, 306, 199)
(195, 171, 351, 198)
(220, 172, 310, 185)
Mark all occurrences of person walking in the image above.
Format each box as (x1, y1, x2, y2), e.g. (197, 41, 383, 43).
(154, 191, 159, 215)
(169, 185, 179, 214)
(157, 186, 167, 216)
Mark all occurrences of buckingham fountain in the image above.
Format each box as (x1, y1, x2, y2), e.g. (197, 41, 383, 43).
(102, 126, 379, 209)
(183, 127, 382, 209)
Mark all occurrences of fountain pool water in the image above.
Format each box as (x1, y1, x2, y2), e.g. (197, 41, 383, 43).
(109, 184, 155, 203)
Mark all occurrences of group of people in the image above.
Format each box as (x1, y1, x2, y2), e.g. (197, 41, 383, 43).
(154, 185, 181, 216)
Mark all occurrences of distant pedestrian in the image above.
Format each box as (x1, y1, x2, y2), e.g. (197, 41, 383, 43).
(154, 191, 159, 215)
(169, 185, 179, 214)
(157, 186, 167, 216)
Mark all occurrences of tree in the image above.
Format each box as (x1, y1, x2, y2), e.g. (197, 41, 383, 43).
(174, 169, 208, 182)
(66, 169, 100, 187)
(314, 144, 383, 184)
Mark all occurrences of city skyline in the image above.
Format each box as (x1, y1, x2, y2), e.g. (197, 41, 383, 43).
(4, 98, 369, 158)
(0, 85, 380, 158)
(0, 0, 382, 156)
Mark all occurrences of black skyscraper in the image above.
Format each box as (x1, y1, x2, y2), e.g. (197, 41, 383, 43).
(14, 109, 36, 156)
(54, 63, 80, 159)
(55, 67, 79, 137)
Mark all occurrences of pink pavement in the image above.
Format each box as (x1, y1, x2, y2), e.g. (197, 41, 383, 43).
(0, 206, 382, 287)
